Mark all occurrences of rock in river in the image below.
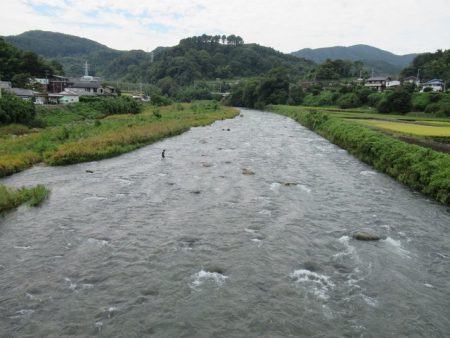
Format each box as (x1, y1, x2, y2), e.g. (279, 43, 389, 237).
(352, 231, 383, 241)
(242, 168, 255, 175)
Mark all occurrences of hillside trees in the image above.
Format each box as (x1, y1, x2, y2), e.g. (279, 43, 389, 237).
(401, 49, 450, 84)
(0, 38, 63, 83)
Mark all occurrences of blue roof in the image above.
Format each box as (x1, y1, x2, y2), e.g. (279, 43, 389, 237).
(424, 79, 444, 85)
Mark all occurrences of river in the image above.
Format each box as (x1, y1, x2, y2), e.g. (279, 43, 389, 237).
(1, 109, 449, 337)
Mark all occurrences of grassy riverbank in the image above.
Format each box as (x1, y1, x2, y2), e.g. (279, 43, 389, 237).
(0, 101, 238, 175)
(0, 184, 49, 212)
(268, 105, 450, 205)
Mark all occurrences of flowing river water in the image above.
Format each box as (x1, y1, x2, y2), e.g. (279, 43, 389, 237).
(1, 109, 450, 337)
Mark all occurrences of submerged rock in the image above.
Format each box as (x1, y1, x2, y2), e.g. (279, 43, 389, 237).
(279, 181, 298, 186)
(202, 163, 213, 168)
(242, 168, 255, 175)
(352, 231, 383, 241)
(302, 261, 321, 272)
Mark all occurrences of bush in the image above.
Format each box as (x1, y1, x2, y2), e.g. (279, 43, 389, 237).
(303, 91, 335, 106)
(412, 93, 431, 111)
(367, 93, 383, 107)
(91, 96, 142, 115)
(376, 89, 412, 114)
(0, 94, 36, 125)
(356, 87, 373, 105)
(336, 93, 361, 109)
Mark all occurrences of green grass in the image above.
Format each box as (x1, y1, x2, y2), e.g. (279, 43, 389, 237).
(0, 184, 49, 212)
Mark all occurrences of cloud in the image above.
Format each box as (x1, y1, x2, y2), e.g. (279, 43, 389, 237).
(1, 0, 449, 54)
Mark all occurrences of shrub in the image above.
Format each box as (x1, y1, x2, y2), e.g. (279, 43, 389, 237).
(367, 93, 383, 107)
(336, 93, 361, 109)
(0, 94, 36, 125)
(412, 93, 431, 111)
(376, 89, 412, 114)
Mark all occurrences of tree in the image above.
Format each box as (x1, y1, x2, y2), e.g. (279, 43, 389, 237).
(377, 88, 412, 114)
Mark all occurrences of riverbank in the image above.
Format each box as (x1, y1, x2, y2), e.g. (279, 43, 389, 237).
(0, 101, 238, 176)
(268, 105, 450, 205)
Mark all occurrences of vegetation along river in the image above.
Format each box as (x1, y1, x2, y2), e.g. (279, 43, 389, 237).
(1, 109, 449, 337)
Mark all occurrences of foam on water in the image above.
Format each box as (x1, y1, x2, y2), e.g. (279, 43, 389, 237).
(334, 236, 357, 260)
(87, 238, 110, 247)
(361, 294, 378, 307)
(14, 245, 31, 249)
(270, 182, 281, 191)
(383, 237, 410, 257)
(298, 184, 312, 193)
(290, 269, 335, 300)
(191, 270, 228, 289)
(360, 170, 377, 176)
(244, 228, 257, 234)
(10, 309, 35, 318)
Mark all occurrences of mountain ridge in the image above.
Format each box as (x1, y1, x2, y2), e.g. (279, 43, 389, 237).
(291, 44, 418, 75)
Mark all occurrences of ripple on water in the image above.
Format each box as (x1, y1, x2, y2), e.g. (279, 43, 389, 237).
(191, 270, 228, 290)
(290, 269, 335, 300)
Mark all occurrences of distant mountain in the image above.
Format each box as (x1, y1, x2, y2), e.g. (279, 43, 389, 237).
(291, 44, 418, 75)
(5, 31, 315, 83)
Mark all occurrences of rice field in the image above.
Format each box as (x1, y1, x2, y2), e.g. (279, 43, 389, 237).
(351, 119, 450, 137)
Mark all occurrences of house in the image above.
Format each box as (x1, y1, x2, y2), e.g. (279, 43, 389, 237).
(0, 81, 12, 89)
(364, 76, 391, 91)
(103, 86, 118, 96)
(386, 80, 401, 88)
(4, 88, 37, 101)
(48, 75, 69, 93)
(34, 93, 48, 105)
(58, 89, 80, 104)
(421, 79, 445, 92)
(403, 76, 420, 86)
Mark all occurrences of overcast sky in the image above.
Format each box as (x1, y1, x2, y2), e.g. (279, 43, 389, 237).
(2, 0, 449, 55)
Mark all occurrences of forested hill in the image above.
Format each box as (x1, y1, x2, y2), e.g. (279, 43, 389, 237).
(5, 31, 315, 83)
(0, 37, 63, 86)
(291, 44, 417, 75)
(140, 35, 315, 84)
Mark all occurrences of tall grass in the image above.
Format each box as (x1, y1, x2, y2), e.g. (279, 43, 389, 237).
(0, 184, 49, 212)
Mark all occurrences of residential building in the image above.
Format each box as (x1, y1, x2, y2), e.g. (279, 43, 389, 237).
(421, 79, 445, 92)
(364, 76, 391, 91)
(58, 89, 80, 104)
(403, 76, 420, 86)
(386, 80, 401, 88)
(4, 88, 36, 101)
(0, 81, 12, 89)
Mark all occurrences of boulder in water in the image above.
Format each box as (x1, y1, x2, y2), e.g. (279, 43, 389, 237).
(242, 168, 255, 175)
(352, 231, 382, 241)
